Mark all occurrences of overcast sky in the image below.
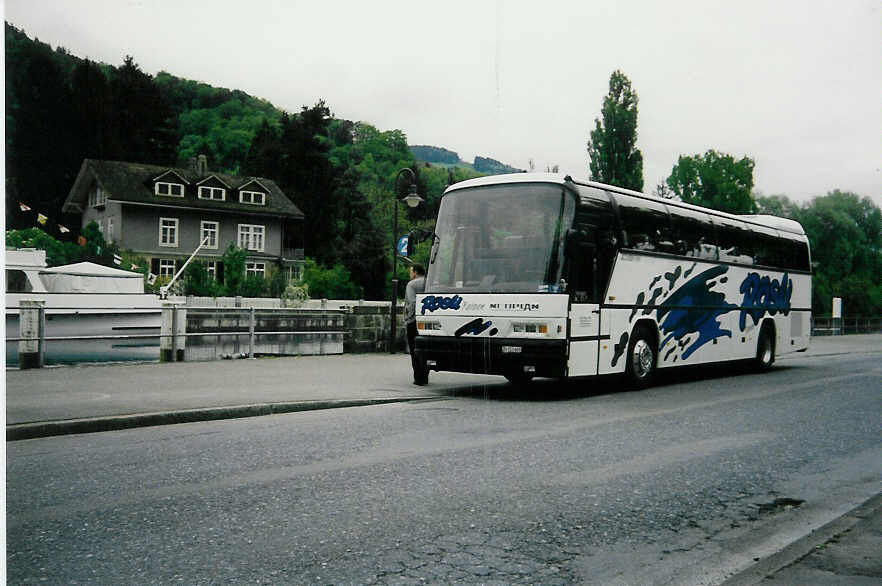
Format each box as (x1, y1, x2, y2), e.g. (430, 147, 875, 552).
(6, 0, 880, 205)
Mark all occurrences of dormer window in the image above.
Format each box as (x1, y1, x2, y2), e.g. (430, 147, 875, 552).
(239, 190, 266, 205)
(198, 186, 226, 201)
(155, 182, 184, 197)
(88, 186, 107, 207)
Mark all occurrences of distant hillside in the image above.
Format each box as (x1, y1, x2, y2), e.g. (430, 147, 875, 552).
(409, 145, 460, 165)
(473, 156, 523, 175)
(409, 145, 523, 175)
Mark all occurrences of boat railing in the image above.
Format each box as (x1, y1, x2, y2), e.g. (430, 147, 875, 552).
(6, 305, 348, 367)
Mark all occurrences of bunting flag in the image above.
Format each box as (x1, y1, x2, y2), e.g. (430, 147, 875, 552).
(113, 254, 123, 266)
(147, 273, 157, 285)
(77, 236, 87, 246)
(19, 202, 31, 212)
(58, 224, 70, 233)
(37, 213, 48, 225)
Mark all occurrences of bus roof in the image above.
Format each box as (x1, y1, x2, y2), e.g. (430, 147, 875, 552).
(444, 173, 806, 236)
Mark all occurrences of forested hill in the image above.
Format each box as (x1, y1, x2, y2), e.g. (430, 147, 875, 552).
(409, 145, 524, 174)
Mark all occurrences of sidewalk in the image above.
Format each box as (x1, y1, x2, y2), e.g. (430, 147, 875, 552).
(5, 353, 495, 440)
(723, 492, 882, 585)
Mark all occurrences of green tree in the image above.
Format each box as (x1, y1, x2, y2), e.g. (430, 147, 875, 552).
(267, 266, 288, 298)
(109, 56, 177, 164)
(220, 243, 247, 296)
(300, 258, 362, 300)
(664, 150, 756, 214)
(799, 190, 882, 315)
(79, 220, 119, 266)
(182, 261, 221, 297)
(5, 227, 81, 266)
(755, 193, 801, 219)
(586, 70, 644, 191)
(240, 274, 269, 297)
(278, 102, 340, 266)
(5, 44, 78, 230)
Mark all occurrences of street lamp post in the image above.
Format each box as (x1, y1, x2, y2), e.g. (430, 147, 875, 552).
(389, 167, 424, 353)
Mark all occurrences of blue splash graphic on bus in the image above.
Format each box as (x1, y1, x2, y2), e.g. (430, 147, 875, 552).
(421, 295, 463, 315)
(454, 318, 494, 337)
(627, 264, 797, 365)
(657, 265, 737, 360)
(739, 272, 792, 330)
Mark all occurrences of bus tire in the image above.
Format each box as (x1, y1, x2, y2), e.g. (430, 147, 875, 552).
(505, 371, 533, 386)
(626, 326, 657, 389)
(755, 325, 775, 371)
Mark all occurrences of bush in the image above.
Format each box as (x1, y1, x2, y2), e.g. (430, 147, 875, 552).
(301, 258, 363, 299)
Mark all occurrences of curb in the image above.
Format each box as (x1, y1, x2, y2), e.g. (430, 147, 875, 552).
(6, 396, 440, 441)
(721, 492, 882, 585)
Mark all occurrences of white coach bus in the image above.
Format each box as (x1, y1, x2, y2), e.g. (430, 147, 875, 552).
(414, 173, 811, 387)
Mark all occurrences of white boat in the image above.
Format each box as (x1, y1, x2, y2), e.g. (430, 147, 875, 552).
(5, 249, 162, 366)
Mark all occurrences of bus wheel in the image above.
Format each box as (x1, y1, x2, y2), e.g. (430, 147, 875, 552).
(755, 326, 775, 371)
(505, 371, 533, 386)
(626, 328, 657, 389)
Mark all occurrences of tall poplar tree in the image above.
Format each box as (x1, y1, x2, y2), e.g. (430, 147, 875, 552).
(586, 70, 644, 191)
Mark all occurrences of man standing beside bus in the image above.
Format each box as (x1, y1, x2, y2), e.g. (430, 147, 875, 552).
(405, 263, 429, 385)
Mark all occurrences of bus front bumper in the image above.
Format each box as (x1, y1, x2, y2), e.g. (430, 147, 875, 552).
(414, 336, 567, 378)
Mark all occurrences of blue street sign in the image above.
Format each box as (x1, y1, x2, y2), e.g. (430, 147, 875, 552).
(397, 235, 409, 256)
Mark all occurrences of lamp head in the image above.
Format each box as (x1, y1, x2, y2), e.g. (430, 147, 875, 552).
(403, 184, 424, 208)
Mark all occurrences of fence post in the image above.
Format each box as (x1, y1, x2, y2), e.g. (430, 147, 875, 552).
(161, 301, 187, 362)
(249, 306, 255, 359)
(18, 299, 46, 369)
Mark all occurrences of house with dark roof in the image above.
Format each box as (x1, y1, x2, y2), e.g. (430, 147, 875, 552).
(62, 156, 304, 283)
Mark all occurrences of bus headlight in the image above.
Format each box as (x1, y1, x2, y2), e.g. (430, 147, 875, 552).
(417, 319, 442, 331)
(512, 322, 549, 335)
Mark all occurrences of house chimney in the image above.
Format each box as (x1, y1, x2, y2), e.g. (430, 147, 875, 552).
(197, 154, 208, 175)
(188, 157, 198, 174)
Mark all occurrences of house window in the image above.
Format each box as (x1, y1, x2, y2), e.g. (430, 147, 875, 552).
(206, 261, 218, 281)
(198, 186, 226, 201)
(201, 221, 219, 249)
(159, 259, 176, 278)
(159, 217, 179, 247)
(245, 262, 266, 278)
(107, 218, 115, 243)
(155, 182, 184, 197)
(239, 190, 266, 205)
(238, 224, 265, 252)
(89, 186, 107, 207)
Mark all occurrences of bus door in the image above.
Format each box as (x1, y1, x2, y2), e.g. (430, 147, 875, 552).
(565, 235, 602, 376)
(568, 300, 600, 376)
(563, 221, 616, 377)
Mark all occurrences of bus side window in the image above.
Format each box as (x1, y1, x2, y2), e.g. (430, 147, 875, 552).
(616, 195, 672, 253)
(716, 219, 755, 265)
(780, 234, 811, 272)
(670, 208, 713, 258)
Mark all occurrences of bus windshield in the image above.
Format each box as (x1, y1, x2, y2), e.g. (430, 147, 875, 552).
(426, 183, 576, 293)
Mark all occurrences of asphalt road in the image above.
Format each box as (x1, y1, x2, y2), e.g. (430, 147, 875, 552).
(7, 352, 881, 584)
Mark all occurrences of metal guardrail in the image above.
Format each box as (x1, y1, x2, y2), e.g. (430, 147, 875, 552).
(6, 305, 347, 366)
(811, 317, 882, 336)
